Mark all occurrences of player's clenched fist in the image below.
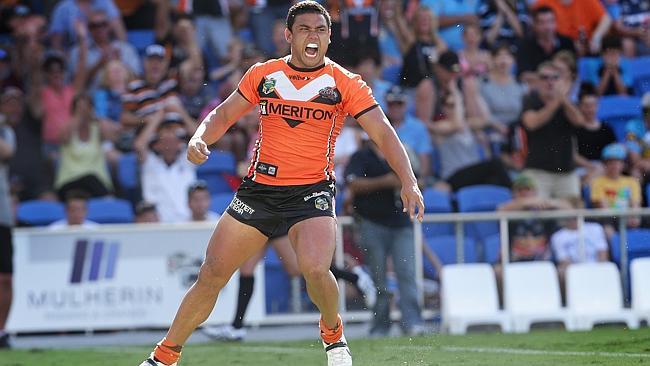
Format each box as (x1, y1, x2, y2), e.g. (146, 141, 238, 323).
(187, 137, 211, 165)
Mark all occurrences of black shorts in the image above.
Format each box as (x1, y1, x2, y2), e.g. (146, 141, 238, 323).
(226, 177, 337, 237)
(0, 225, 13, 274)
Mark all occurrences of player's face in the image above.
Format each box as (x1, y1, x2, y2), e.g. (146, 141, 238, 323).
(286, 13, 330, 68)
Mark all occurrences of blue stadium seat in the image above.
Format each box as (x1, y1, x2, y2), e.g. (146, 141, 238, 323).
(197, 151, 237, 194)
(210, 192, 234, 214)
(577, 57, 600, 84)
(381, 64, 401, 85)
(610, 229, 650, 266)
(629, 56, 650, 95)
(264, 247, 291, 313)
(456, 185, 512, 241)
(87, 198, 134, 224)
(118, 152, 139, 190)
(422, 188, 453, 236)
(127, 30, 155, 55)
(17, 200, 65, 226)
(597, 96, 642, 141)
(423, 235, 476, 279)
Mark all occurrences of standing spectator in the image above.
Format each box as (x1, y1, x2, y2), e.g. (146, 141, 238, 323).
(609, 0, 650, 56)
(384, 86, 433, 181)
(521, 62, 587, 199)
(0, 104, 15, 349)
(532, 0, 612, 56)
(397, 5, 447, 122)
(2, 87, 49, 201)
(69, 10, 141, 87)
(551, 197, 609, 292)
(155, 11, 204, 73)
(477, 0, 528, 48)
(187, 180, 220, 222)
(48, 0, 127, 51)
(327, 0, 380, 66)
(49, 189, 99, 229)
(596, 35, 633, 96)
(345, 137, 425, 337)
(480, 44, 526, 145)
(54, 94, 113, 201)
(188, 0, 234, 64)
(516, 6, 576, 85)
(135, 111, 196, 223)
(377, 0, 410, 68)
(574, 84, 617, 185)
(420, 0, 479, 51)
(590, 143, 641, 212)
(458, 23, 490, 79)
(247, 0, 292, 56)
(134, 200, 160, 223)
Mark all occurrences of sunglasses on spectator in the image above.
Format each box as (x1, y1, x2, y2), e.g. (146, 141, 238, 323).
(539, 73, 560, 81)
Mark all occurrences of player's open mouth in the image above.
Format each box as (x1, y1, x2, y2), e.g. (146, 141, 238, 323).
(305, 43, 319, 58)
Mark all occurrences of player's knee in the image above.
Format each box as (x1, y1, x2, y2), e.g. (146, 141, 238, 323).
(197, 259, 230, 290)
(300, 263, 330, 281)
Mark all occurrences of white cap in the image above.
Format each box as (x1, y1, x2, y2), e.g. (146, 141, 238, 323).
(642, 92, 650, 108)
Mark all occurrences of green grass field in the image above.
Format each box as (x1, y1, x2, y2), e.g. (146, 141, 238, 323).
(2, 327, 650, 366)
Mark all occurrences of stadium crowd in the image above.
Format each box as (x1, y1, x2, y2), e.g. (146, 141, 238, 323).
(1, 0, 650, 344)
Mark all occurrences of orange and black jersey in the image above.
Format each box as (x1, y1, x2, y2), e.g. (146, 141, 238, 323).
(237, 56, 378, 186)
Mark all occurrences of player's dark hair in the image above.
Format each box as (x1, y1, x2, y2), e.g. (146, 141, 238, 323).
(578, 82, 597, 102)
(286, 1, 331, 31)
(532, 5, 555, 20)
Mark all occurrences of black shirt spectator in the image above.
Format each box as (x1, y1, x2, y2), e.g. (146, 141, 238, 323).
(575, 124, 617, 161)
(477, 0, 529, 48)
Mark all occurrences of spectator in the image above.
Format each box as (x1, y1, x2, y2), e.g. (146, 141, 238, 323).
(115, 0, 155, 30)
(551, 197, 609, 293)
(608, 0, 650, 56)
(377, 0, 410, 68)
(134, 200, 160, 223)
(178, 60, 213, 120)
(596, 35, 633, 96)
(327, 0, 380, 66)
(590, 143, 641, 212)
(533, 0, 612, 56)
(135, 111, 196, 223)
(48, 0, 127, 51)
(0, 49, 21, 91)
(187, 0, 234, 64)
(187, 180, 220, 222)
(155, 10, 203, 73)
(521, 62, 587, 199)
(477, 0, 528, 48)
(397, 5, 447, 122)
(516, 5, 575, 86)
(420, 0, 479, 51)
(247, 0, 292, 56)
(574, 84, 617, 185)
(384, 86, 433, 181)
(345, 137, 425, 337)
(480, 44, 526, 144)
(625, 92, 650, 181)
(2, 87, 49, 201)
(0, 100, 15, 349)
(458, 23, 490, 79)
(69, 10, 141, 88)
(270, 19, 291, 59)
(349, 48, 391, 111)
(551, 50, 580, 102)
(49, 189, 99, 229)
(497, 173, 569, 262)
(54, 93, 113, 201)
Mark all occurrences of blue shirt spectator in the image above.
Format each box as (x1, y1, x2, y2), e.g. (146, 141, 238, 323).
(49, 0, 122, 50)
(420, 0, 479, 51)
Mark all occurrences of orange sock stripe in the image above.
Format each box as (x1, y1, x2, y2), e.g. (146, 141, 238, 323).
(320, 314, 343, 344)
(153, 338, 182, 365)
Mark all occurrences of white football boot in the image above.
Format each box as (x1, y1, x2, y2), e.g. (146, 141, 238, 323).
(139, 354, 177, 366)
(322, 334, 352, 366)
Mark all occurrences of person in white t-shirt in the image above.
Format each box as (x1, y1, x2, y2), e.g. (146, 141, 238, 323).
(49, 190, 99, 230)
(551, 197, 609, 296)
(187, 180, 220, 222)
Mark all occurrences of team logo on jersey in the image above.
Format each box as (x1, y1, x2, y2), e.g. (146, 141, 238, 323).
(314, 197, 330, 211)
(262, 78, 276, 95)
(318, 87, 341, 103)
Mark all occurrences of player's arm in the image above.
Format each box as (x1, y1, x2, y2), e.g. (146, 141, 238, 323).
(356, 107, 424, 221)
(187, 90, 254, 165)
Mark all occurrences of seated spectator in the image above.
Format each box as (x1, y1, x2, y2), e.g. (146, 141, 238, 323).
(49, 190, 99, 229)
(625, 92, 650, 181)
(3, 87, 49, 201)
(574, 84, 617, 185)
(69, 10, 141, 88)
(477, 0, 528, 48)
(54, 94, 113, 201)
(596, 35, 633, 96)
(590, 144, 642, 236)
(458, 23, 490, 79)
(551, 197, 609, 293)
(480, 44, 526, 146)
(420, 0, 479, 51)
(134, 200, 160, 223)
(48, 0, 127, 51)
(135, 111, 196, 223)
(349, 48, 391, 114)
(178, 60, 214, 120)
(605, 0, 650, 56)
(533, 0, 612, 56)
(187, 180, 220, 222)
(552, 50, 580, 102)
(516, 6, 575, 86)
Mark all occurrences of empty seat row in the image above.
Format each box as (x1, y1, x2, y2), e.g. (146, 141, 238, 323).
(17, 197, 134, 226)
(441, 260, 649, 334)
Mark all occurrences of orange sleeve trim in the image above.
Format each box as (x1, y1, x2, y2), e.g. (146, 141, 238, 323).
(237, 88, 252, 104)
(353, 104, 379, 120)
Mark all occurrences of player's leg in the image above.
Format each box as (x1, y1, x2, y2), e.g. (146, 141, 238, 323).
(271, 234, 301, 277)
(143, 213, 268, 365)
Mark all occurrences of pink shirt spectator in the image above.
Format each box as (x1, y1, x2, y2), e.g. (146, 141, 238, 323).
(41, 85, 75, 144)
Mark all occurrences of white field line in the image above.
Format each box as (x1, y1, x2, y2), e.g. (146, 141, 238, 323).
(440, 346, 650, 358)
